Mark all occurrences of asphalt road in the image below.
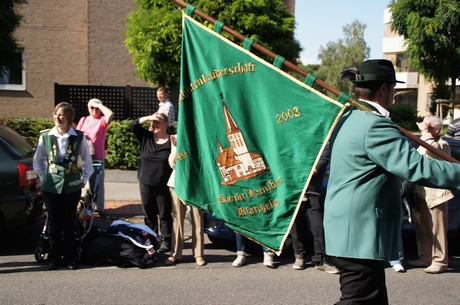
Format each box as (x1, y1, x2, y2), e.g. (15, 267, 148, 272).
(1, 219, 460, 305)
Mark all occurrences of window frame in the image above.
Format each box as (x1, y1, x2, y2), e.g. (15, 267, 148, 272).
(0, 50, 26, 91)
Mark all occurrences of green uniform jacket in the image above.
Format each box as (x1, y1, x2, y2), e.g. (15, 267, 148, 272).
(324, 107, 460, 261)
(40, 130, 84, 194)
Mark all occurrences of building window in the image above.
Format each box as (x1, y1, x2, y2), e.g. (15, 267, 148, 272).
(0, 50, 25, 91)
(396, 54, 416, 73)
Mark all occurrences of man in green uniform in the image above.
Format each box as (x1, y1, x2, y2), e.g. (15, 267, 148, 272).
(324, 59, 460, 304)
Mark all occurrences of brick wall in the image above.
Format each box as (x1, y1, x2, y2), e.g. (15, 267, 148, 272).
(0, 0, 89, 118)
(87, 0, 147, 87)
(2, 0, 294, 119)
(282, 0, 295, 15)
(1, 0, 148, 119)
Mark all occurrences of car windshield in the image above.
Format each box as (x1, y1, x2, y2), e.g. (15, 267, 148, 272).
(0, 125, 35, 158)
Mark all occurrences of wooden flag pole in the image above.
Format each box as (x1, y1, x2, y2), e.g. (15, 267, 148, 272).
(171, 0, 459, 163)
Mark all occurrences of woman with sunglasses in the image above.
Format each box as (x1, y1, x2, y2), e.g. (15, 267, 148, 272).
(76, 98, 113, 218)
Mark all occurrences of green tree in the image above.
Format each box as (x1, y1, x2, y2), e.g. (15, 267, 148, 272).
(126, 0, 301, 89)
(390, 0, 460, 101)
(316, 20, 370, 94)
(429, 81, 451, 116)
(296, 62, 320, 77)
(0, 0, 22, 73)
(317, 20, 370, 92)
(390, 102, 419, 131)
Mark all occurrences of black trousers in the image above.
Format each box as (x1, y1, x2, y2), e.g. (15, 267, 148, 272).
(291, 201, 311, 256)
(43, 190, 80, 263)
(306, 195, 326, 263)
(291, 195, 325, 264)
(331, 257, 388, 305)
(139, 182, 172, 244)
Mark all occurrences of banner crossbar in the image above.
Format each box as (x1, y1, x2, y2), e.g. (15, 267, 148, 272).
(171, 0, 459, 164)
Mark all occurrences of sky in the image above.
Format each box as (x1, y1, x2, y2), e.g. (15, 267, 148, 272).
(294, 0, 392, 64)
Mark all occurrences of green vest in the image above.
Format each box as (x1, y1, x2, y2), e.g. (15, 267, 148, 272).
(40, 129, 84, 194)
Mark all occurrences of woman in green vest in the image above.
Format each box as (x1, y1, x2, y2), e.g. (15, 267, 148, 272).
(33, 102, 94, 270)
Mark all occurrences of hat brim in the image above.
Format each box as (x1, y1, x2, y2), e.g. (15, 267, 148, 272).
(351, 79, 405, 84)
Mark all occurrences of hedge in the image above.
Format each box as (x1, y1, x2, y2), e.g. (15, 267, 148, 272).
(389, 103, 421, 132)
(3, 117, 140, 170)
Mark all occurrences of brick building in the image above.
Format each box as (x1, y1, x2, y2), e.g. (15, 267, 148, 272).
(1, 1, 149, 119)
(283, 0, 295, 14)
(2, 1, 295, 119)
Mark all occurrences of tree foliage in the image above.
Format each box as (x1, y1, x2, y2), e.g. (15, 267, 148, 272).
(3, 117, 54, 147)
(105, 120, 140, 170)
(316, 20, 370, 94)
(293, 62, 320, 82)
(0, 0, 22, 73)
(126, 0, 301, 89)
(390, 102, 420, 132)
(390, 0, 460, 100)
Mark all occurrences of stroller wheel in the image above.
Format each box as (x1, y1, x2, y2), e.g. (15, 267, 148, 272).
(34, 246, 46, 262)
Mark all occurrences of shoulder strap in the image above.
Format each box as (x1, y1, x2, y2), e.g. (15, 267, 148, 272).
(41, 130, 58, 163)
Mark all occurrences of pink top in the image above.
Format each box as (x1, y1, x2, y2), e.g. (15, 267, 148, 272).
(76, 115, 110, 160)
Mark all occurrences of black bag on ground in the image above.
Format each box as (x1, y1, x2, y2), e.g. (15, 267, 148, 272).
(80, 231, 155, 268)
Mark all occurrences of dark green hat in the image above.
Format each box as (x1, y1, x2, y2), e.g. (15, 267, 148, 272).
(352, 59, 404, 86)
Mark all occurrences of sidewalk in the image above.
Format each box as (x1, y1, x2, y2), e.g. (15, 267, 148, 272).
(103, 169, 143, 217)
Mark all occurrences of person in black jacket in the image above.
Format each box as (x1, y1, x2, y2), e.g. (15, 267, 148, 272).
(130, 112, 172, 253)
(290, 143, 339, 273)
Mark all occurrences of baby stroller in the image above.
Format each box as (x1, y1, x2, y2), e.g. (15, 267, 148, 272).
(34, 159, 104, 262)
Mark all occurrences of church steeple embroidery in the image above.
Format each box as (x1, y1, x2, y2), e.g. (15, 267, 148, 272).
(216, 94, 269, 185)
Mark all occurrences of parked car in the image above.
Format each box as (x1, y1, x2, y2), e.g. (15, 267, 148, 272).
(204, 136, 460, 252)
(0, 123, 44, 236)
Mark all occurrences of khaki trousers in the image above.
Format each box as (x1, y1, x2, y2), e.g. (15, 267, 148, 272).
(169, 188, 204, 260)
(412, 197, 448, 267)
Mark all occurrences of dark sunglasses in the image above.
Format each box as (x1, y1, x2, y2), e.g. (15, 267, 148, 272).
(90, 106, 99, 110)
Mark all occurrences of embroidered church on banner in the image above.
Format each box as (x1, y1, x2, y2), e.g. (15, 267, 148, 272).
(217, 95, 269, 185)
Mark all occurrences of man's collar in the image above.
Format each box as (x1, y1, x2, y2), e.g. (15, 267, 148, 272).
(359, 100, 390, 118)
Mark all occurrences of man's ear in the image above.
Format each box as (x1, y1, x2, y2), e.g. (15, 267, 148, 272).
(379, 82, 389, 94)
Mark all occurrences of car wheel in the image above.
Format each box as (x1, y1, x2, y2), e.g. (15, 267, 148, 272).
(34, 245, 46, 262)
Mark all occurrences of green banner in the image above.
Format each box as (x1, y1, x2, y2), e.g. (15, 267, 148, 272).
(175, 13, 346, 253)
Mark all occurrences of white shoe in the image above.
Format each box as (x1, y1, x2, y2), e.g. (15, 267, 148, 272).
(392, 263, 405, 273)
(263, 252, 275, 268)
(232, 251, 246, 267)
(424, 264, 447, 274)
